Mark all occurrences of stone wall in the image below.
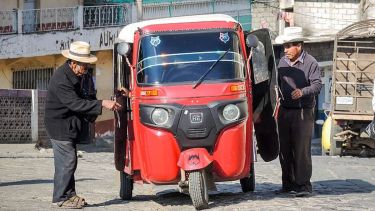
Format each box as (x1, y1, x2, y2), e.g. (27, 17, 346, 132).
(250, 0, 362, 36)
(251, 1, 279, 35)
(294, 0, 361, 36)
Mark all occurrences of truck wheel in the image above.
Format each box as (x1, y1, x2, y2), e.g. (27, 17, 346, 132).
(189, 170, 209, 210)
(329, 120, 343, 156)
(120, 171, 133, 200)
(240, 162, 255, 192)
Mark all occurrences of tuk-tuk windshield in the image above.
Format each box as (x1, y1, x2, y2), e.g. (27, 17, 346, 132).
(137, 31, 245, 85)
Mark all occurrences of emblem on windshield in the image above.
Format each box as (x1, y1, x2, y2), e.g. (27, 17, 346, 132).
(219, 32, 230, 43)
(190, 112, 203, 124)
(150, 36, 161, 47)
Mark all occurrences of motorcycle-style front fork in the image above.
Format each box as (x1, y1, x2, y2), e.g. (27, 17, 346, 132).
(178, 168, 217, 194)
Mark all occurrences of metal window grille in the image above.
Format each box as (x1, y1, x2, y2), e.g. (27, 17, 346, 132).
(13, 68, 54, 90)
(22, 7, 78, 33)
(83, 4, 131, 28)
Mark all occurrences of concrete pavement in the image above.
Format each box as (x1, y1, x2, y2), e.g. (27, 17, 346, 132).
(0, 144, 374, 210)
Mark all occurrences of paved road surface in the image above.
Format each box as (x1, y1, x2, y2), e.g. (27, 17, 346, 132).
(0, 144, 374, 210)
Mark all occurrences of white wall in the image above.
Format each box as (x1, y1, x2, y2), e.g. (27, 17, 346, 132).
(250, 0, 361, 37)
(294, 0, 360, 36)
(0, 27, 122, 59)
(0, 0, 19, 10)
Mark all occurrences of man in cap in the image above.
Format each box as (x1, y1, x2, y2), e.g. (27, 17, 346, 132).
(275, 27, 322, 197)
(45, 41, 122, 208)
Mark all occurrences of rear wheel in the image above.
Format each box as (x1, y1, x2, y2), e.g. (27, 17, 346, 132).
(240, 162, 255, 192)
(189, 170, 209, 210)
(119, 171, 133, 200)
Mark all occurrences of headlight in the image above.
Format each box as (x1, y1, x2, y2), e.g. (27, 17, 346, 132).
(151, 108, 169, 125)
(223, 104, 240, 121)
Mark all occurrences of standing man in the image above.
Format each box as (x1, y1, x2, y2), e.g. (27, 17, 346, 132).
(45, 41, 122, 208)
(275, 27, 322, 197)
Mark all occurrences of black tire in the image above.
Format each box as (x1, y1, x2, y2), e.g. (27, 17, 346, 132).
(119, 171, 133, 200)
(189, 170, 209, 210)
(240, 162, 255, 192)
(329, 120, 343, 156)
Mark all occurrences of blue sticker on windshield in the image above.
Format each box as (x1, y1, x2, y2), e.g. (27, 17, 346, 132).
(150, 36, 161, 47)
(219, 32, 230, 43)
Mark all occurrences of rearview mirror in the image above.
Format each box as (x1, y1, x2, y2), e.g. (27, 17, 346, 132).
(246, 34, 259, 48)
(117, 42, 131, 56)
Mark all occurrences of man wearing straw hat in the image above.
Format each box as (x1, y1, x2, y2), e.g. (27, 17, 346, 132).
(275, 27, 322, 197)
(45, 41, 122, 208)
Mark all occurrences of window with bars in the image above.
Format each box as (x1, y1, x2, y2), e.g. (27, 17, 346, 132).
(13, 68, 54, 90)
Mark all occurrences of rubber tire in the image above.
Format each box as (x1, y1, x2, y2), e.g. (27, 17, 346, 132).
(329, 121, 343, 156)
(119, 171, 133, 200)
(189, 170, 209, 210)
(240, 162, 255, 192)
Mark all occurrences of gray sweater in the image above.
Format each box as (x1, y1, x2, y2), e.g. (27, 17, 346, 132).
(277, 51, 322, 109)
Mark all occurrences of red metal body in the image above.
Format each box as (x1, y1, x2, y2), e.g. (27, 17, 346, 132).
(126, 84, 253, 184)
(120, 19, 254, 185)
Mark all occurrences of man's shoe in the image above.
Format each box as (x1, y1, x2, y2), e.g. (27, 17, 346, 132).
(275, 187, 295, 194)
(55, 199, 83, 209)
(294, 190, 312, 197)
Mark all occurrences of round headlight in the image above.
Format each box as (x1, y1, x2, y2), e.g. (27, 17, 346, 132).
(223, 104, 240, 121)
(151, 108, 169, 125)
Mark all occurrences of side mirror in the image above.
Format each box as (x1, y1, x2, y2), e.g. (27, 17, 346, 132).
(246, 34, 259, 48)
(117, 42, 131, 56)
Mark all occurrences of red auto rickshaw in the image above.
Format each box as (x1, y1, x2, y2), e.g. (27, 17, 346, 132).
(112, 14, 279, 209)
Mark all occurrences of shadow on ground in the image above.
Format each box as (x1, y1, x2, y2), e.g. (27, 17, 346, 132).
(0, 178, 98, 187)
(105, 179, 375, 209)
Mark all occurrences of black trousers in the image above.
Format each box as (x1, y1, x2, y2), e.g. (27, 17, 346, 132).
(51, 139, 77, 203)
(278, 107, 314, 192)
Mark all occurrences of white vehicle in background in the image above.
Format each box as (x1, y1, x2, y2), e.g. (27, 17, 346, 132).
(322, 19, 375, 156)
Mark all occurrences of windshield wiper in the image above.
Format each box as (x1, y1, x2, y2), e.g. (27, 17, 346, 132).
(192, 49, 230, 89)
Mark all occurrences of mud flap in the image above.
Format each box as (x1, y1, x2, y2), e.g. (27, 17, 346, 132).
(177, 148, 213, 171)
(249, 28, 280, 162)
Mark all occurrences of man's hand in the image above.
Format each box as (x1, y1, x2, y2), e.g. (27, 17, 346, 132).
(102, 100, 122, 111)
(291, 89, 303, 100)
(118, 87, 130, 97)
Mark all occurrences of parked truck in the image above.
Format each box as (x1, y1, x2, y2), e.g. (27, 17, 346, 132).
(322, 19, 375, 156)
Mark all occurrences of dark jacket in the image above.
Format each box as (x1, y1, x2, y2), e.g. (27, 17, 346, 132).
(45, 62, 102, 141)
(278, 52, 322, 109)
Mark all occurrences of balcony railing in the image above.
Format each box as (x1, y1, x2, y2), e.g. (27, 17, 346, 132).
(0, 4, 131, 35)
(0, 9, 17, 34)
(0, 1, 251, 35)
(83, 4, 130, 28)
(22, 7, 78, 33)
(142, 0, 251, 30)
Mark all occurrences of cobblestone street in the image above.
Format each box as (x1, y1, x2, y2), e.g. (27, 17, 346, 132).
(0, 144, 375, 211)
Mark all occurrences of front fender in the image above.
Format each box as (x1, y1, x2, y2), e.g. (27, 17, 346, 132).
(177, 148, 213, 171)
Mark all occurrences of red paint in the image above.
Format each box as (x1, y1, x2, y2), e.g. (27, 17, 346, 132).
(115, 17, 255, 186)
(178, 148, 213, 171)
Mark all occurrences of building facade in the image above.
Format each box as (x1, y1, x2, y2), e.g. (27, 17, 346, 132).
(0, 0, 252, 143)
(0, 0, 368, 143)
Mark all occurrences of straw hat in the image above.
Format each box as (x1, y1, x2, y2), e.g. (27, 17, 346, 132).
(61, 41, 97, 63)
(275, 27, 309, 44)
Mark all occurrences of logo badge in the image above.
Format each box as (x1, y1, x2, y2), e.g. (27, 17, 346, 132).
(150, 36, 161, 47)
(190, 112, 203, 124)
(219, 32, 230, 43)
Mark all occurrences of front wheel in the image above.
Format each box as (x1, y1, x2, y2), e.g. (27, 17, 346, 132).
(119, 171, 133, 200)
(189, 170, 209, 210)
(240, 162, 255, 192)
